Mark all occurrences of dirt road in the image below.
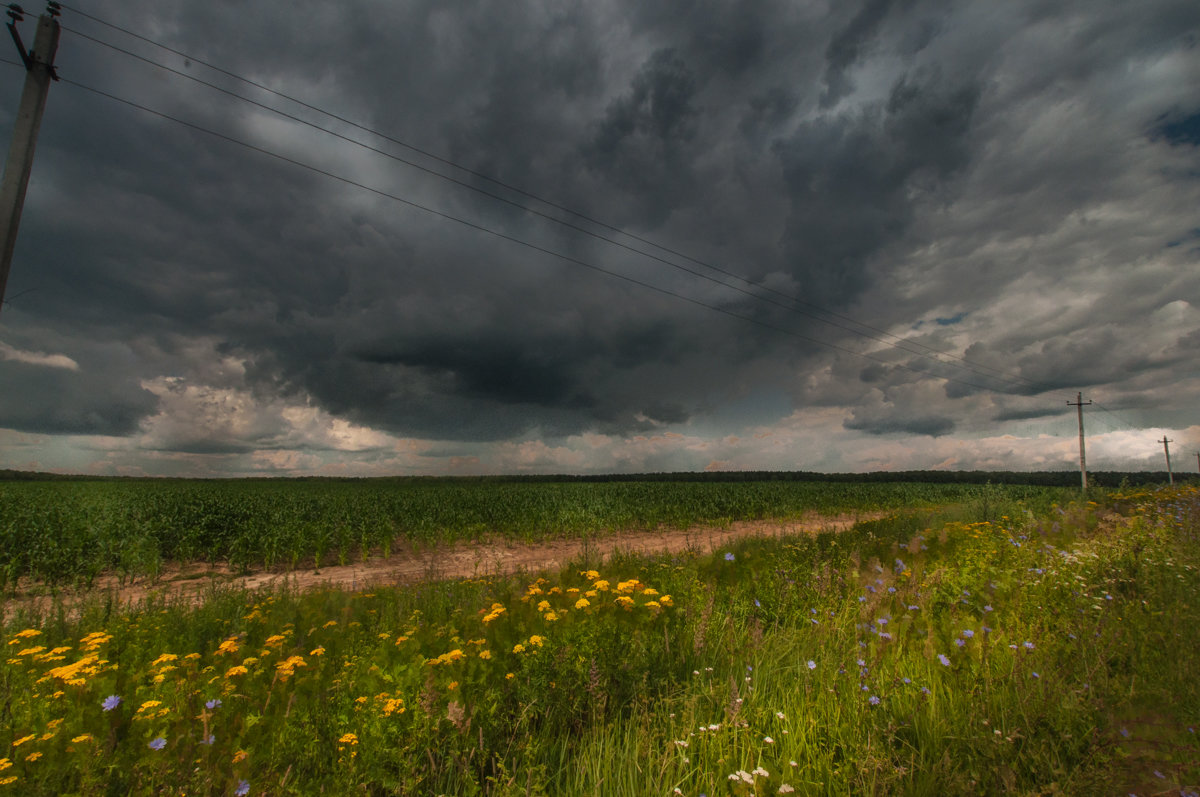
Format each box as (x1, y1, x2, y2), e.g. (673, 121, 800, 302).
(6, 512, 878, 617)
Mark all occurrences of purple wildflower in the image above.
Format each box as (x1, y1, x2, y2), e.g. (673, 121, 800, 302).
(149, 737, 166, 750)
(101, 695, 122, 711)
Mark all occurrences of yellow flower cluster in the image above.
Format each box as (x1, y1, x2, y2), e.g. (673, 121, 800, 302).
(374, 693, 405, 716)
(274, 655, 307, 679)
(41, 654, 105, 687)
(79, 632, 112, 651)
(481, 603, 506, 624)
(7, 629, 41, 646)
(428, 649, 466, 666)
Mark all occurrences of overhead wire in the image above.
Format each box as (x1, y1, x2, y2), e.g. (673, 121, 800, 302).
(1091, 401, 1144, 434)
(56, 4, 1052, 396)
(57, 73, 1023, 398)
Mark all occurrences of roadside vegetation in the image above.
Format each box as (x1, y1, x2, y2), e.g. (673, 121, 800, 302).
(0, 479, 1063, 588)
(0, 483, 1196, 794)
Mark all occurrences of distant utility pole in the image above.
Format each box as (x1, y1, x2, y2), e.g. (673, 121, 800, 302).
(1067, 392, 1092, 490)
(1160, 436, 1173, 485)
(0, 2, 60, 313)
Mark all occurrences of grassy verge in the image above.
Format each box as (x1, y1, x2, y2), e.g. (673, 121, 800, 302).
(0, 479, 1066, 587)
(0, 486, 1195, 795)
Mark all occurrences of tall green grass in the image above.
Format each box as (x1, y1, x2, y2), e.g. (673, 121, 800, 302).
(0, 486, 1194, 795)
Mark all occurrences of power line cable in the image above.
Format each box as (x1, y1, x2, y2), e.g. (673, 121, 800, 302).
(1091, 401, 1142, 434)
(56, 4, 1051, 395)
(59, 74, 1017, 397)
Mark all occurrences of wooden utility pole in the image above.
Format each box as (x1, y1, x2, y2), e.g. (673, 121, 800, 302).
(1160, 436, 1173, 485)
(0, 3, 60, 313)
(1067, 392, 1091, 490)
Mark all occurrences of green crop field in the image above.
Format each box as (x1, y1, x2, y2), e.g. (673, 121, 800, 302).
(0, 478, 1063, 588)
(0, 481, 1196, 795)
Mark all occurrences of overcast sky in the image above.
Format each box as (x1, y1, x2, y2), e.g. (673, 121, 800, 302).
(0, 0, 1197, 477)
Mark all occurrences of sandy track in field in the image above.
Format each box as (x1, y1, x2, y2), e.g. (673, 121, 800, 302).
(5, 512, 881, 617)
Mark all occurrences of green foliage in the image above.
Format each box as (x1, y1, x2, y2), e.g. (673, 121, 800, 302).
(0, 485, 1196, 795)
(0, 479, 1067, 587)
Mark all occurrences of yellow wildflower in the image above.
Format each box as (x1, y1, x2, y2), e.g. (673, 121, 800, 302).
(224, 666, 248, 678)
(528, 635, 545, 647)
(581, 570, 600, 580)
(23, 752, 41, 763)
(11, 735, 35, 748)
(642, 587, 659, 597)
(338, 733, 358, 746)
(537, 600, 551, 612)
(0, 776, 16, 786)
(512, 643, 526, 654)
(505, 672, 514, 680)
(79, 632, 112, 650)
(70, 735, 93, 744)
(310, 647, 326, 656)
(575, 598, 591, 610)
(479, 650, 492, 660)
(16, 647, 45, 657)
(447, 681, 459, 690)
(0, 759, 10, 771)
(659, 595, 673, 607)
(614, 596, 635, 610)
(150, 653, 178, 667)
(593, 580, 610, 591)
(543, 611, 559, 622)
(216, 639, 240, 656)
(233, 750, 248, 764)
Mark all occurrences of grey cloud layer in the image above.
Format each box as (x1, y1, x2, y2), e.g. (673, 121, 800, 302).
(0, 0, 1196, 468)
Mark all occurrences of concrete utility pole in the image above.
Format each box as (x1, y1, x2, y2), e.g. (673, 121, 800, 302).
(1067, 392, 1092, 490)
(0, 3, 60, 313)
(1160, 436, 1173, 485)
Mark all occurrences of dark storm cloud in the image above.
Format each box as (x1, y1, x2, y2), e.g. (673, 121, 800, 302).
(821, 0, 907, 109)
(774, 69, 980, 307)
(1152, 109, 1200, 146)
(0, 361, 158, 435)
(584, 48, 701, 229)
(0, 0, 1197, 475)
(843, 409, 955, 437)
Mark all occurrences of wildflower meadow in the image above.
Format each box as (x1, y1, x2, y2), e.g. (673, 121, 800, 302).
(0, 482, 1197, 795)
